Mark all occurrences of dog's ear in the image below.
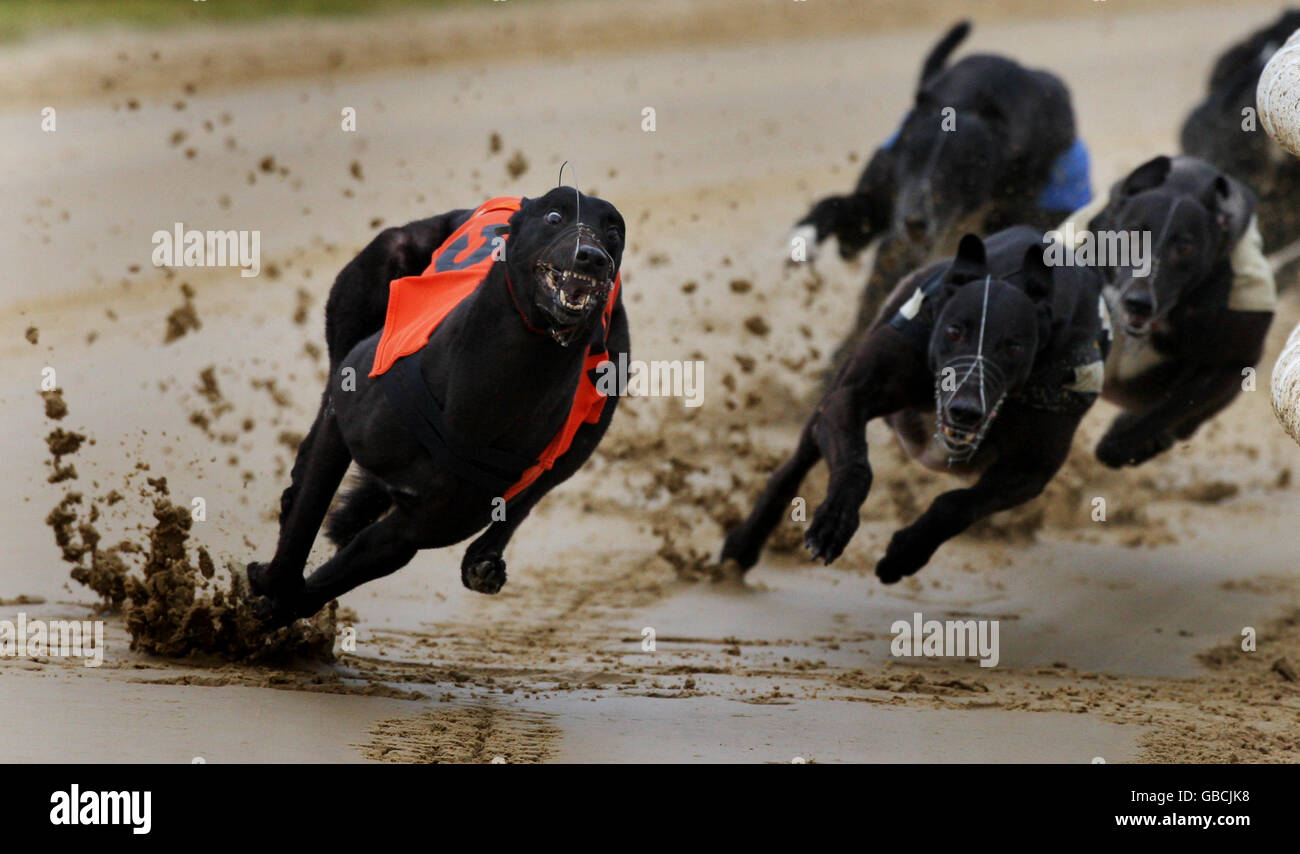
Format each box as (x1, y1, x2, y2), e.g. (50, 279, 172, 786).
(970, 92, 1009, 126)
(1021, 242, 1058, 351)
(944, 234, 987, 289)
(1200, 174, 1234, 235)
(1020, 242, 1054, 304)
(1120, 156, 1172, 197)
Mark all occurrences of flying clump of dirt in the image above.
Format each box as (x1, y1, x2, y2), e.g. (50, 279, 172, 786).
(164, 283, 201, 343)
(292, 287, 313, 325)
(45, 427, 85, 459)
(40, 389, 338, 662)
(188, 365, 238, 441)
(506, 150, 529, 179)
(41, 388, 68, 420)
(45, 425, 86, 483)
(120, 481, 337, 661)
(602, 428, 762, 581)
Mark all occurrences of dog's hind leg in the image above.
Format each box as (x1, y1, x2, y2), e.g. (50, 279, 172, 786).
(324, 470, 393, 549)
(276, 389, 329, 528)
(272, 214, 468, 536)
(292, 505, 427, 622)
(248, 403, 352, 609)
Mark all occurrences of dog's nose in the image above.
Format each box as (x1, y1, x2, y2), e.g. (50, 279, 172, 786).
(903, 215, 928, 241)
(1122, 291, 1153, 317)
(947, 401, 983, 428)
(573, 243, 611, 277)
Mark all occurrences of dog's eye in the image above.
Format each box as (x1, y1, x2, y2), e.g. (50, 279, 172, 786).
(545, 211, 563, 226)
(606, 226, 622, 245)
(946, 325, 963, 342)
(1005, 341, 1024, 358)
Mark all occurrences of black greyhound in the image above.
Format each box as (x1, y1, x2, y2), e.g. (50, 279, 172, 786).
(724, 227, 1109, 583)
(1077, 155, 1275, 467)
(1181, 9, 1300, 254)
(792, 20, 1087, 370)
(248, 188, 628, 624)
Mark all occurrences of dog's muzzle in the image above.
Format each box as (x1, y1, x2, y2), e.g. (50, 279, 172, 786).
(1111, 278, 1167, 338)
(534, 261, 612, 321)
(933, 355, 1007, 462)
(530, 225, 615, 345)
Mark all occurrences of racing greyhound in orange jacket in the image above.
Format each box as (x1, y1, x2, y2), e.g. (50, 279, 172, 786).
(248, 189, 628, 626)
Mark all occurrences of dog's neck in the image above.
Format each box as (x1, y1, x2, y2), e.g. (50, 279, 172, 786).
(419, 262, 602, 454)
(495, 260, 604, 348)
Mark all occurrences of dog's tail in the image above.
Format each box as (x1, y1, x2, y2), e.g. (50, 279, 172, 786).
(325, 470, 394, 549)
(919, 20, 971, 88)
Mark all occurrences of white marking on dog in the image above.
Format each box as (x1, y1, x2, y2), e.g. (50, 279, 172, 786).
(898, 286, 925, 320)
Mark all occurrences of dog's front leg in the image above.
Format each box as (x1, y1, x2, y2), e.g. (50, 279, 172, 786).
(459, 493, 537, 596)
(1096, 365, 1243, 467)
(805, 331, 927, 565)
(459, 460, 589, 594)
(460, 338, 626, 594)
(794, 148, 894, 262)
(876, 410, 1077, 583)
(721, 421, 822, 571)
(802, 387, 873, 565)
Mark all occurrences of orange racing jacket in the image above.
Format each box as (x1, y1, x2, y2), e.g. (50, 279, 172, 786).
(369, 197, 620, 500)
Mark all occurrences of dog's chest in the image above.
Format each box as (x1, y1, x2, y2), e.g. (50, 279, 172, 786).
(1105, 330, 1170, 386)
(887, 409, 992, 477)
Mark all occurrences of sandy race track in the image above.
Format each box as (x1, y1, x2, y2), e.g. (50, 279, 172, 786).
(3, 0, 1300, 763)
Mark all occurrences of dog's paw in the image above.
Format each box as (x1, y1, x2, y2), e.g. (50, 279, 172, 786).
(710, 558, 748, 585)
(249, 594, 277, 626)
(247, 560, 304, 599)
(875, 527, 932, 584)
(246, 562, 308, 628)
(719, 527, 761, 573)
(246, 561, 274, 597)
(462, 556, 507, 594)
(249, 593, 301, 630)
(1095, 434, 1132, 468)
(804, 499, 860, 565)
(1096, 430, 1175, 468)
